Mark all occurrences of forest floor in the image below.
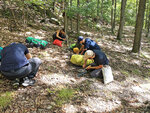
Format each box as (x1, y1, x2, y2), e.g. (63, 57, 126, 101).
(0, 17, 150, 113)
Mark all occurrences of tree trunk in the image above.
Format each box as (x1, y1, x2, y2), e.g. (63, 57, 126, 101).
(146, 9, 150, 37)
(111, 0, 114, 33)
(112, 0, 117, 33)
(64, 0, 68, 34)
(77, 0, 80, 35)
(132, 0, 146, 53)
(145, 1, 149, 29)
(117, 0, 127, 40)
(97, 0, 100, 18)
(70, 0, 73, 31)
(52, 0, 55, 12)
(136, 0, 139, 16)
(101, 0, 103, 20)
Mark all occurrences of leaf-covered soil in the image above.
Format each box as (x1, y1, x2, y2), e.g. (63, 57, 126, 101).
(0, 17, 150, 113)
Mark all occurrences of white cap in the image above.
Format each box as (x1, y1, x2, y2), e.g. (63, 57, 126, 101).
(84, 50, 94, 60)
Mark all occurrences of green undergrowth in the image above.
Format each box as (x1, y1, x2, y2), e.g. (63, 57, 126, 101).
(47, 88, 75, 107)
(0, 91, 13, 109)
(121, 70, 130, 77)
(132, 69, 141, 76)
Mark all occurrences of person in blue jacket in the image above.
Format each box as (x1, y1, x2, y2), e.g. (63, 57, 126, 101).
(83, 49, 109, 78)
(78, 36, 101, 55)
(0, 43, 42, 87)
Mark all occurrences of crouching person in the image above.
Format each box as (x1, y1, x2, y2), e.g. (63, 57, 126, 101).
(83, 50, 109, 78)
(0, 43, 42, 87)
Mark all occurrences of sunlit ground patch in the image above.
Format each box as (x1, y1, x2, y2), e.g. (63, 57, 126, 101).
(81, 97, 121, 112)
(40, 73, 76, 85)
(62, 104, 78, 113)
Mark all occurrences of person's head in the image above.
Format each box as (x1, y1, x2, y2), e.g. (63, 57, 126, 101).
(78, 36, 84, 44)
(73, 47, 79, 54)
(60, 28, 65, 33)
(83, 50, 95, 61)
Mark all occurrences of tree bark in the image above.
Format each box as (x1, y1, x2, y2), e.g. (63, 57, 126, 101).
(97, 0, 100, 18)
(146, 8, 150, 37)
(136, 0, 139, 16)
(101, 0, 103, 20)
(52, 0, 55, 12)
(132, 0, 146, 53)
(70, 0, 73, 31)
(111, 0, 114, 33)
(145, 1, 149, 29)
(77, 0, 80, 35)
(117, 0, 127, 40)
(112, 0, 117, 33)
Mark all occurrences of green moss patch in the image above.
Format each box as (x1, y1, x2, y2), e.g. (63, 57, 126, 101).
(0, 91, 13, 108)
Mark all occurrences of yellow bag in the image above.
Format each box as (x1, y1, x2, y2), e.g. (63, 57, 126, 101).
(70, 54, 94, 66)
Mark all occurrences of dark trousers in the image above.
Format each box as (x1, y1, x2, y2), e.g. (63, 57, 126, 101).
(1, 58, 42, 80)
(88, 63, 103, 79)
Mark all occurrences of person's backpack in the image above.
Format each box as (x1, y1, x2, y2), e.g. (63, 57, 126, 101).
(0, 47, 3, 61)
(26, 37, 48, 49)
(53, 39, 62, 47)
(70, 54, 94, 66)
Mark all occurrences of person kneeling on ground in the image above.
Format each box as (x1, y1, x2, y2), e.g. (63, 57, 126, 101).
(83, 49, 109, 78)
(78, 36, 101, 55)
(0, 42, 42, 87)
(53, 28, 66, 41)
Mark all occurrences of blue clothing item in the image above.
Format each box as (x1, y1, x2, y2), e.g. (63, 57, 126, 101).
(93, 49, 109, 66)
(0, 43, 29, 71)
(84, 38, 101, 51)
(78, 36, 84, 43)
(1, 57, 42, 80)
(0, 47, 3, 60)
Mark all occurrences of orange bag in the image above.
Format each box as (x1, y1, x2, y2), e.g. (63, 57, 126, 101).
(53, 39, 62, 47)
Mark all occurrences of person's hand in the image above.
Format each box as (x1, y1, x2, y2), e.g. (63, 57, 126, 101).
(83, 64, 86, 68)
(86, 65, 91, 70)
(63, 38, 66, 41)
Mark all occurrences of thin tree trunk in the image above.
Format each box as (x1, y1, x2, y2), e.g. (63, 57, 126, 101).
(145, 1, 149, 29)
(77, 0, 80, 35)
(101, 0, 103, 20)
(146, 9, 150, 37)
(52, 0, 55, 12)
(111, 0, 114, 33)
(64, 0, 69, 46)
(117, 0, 127, 40)
(132, 0, 146, 53)
(112, 0, 117, 33)
(136, 0, 139, 16)
(70, 0, 73, 31)
(97, 0, 100, 18)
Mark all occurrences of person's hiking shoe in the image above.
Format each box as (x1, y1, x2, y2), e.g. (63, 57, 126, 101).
(12, 78, 20, 87)
(22, 77, 35, 87)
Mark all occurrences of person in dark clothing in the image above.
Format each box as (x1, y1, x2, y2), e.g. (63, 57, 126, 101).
(83, 49, 109, 78)
(78, 36, 101, 55)
(0, 43, 42, 87)
(53, 29, 66, 41)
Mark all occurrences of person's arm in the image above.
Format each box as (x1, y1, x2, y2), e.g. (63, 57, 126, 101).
(82, 59, 87, 68)
(56, 30, 65, 40)
(56, 30, 62, 40)
(25, 53, 32, 59)
(79, 45, 84, 53)
(86, 65, 103, 70)
(81, 48, 87, 55)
